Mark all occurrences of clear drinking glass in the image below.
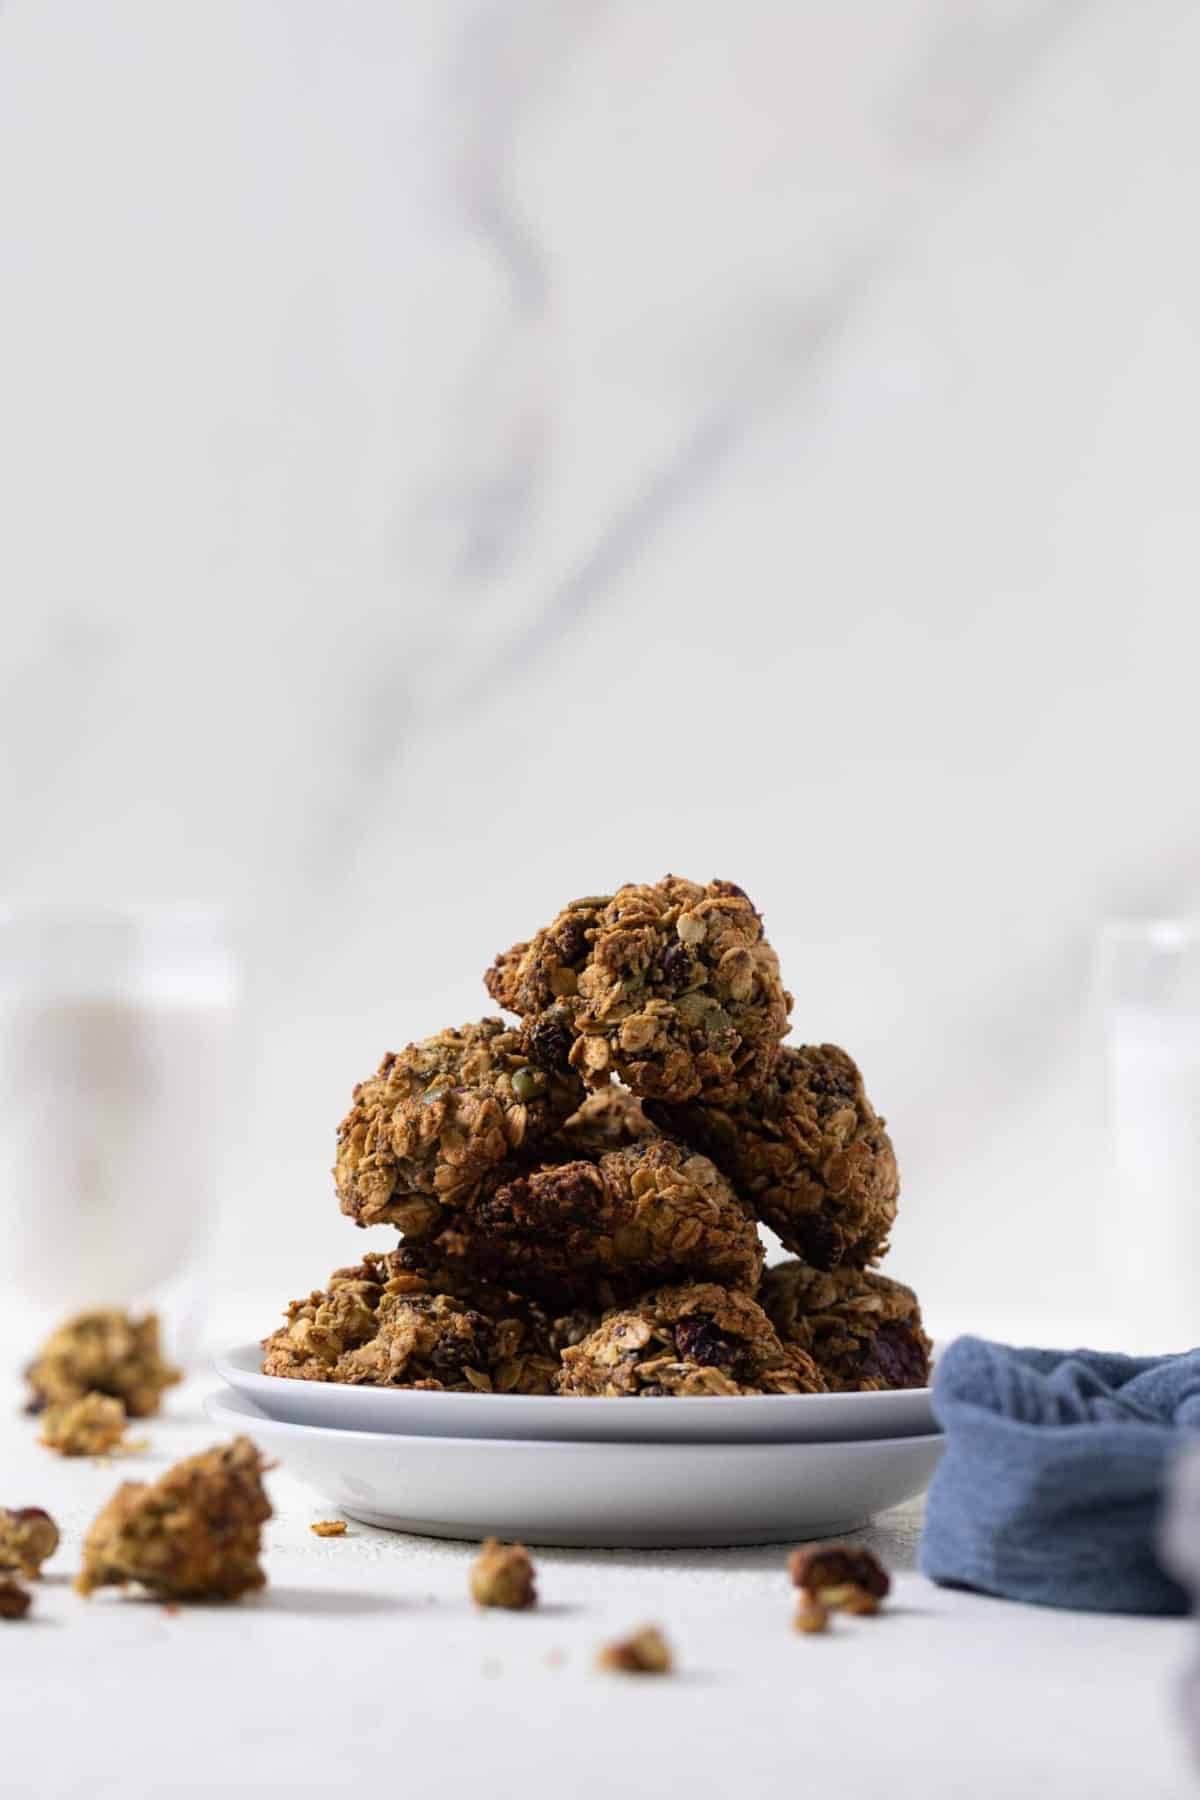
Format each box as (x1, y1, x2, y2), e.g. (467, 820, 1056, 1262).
(1097, 919, 1200, 1353)
(0, 907, 238, 1367)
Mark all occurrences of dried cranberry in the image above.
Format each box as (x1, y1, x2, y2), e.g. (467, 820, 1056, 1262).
(674, 1316, 736, 1367)
(862, 1323, 928, 1390)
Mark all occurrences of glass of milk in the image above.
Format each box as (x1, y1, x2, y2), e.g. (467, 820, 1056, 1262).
(1097, 919, 1200, 1353)
(0, 908, 238, 1367)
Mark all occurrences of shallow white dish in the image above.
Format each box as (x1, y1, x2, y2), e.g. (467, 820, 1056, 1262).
(206, 1387, 943, 1547)
(216, 1343, 935, 1444)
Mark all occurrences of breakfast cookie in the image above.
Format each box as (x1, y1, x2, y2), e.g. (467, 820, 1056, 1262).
(759, 1261, 931, 1391)
(76, 1437, 272, 1601)
(335, 1018, 584, 1229)
(260, 1250, 560, 1395)
(555, 1282, 825, 1397)
(25, 1309, 180, 1419)
(648, 1043, 898, 1269)
(425, 1137, 765, 1310)
(485, 877, 791, 1103)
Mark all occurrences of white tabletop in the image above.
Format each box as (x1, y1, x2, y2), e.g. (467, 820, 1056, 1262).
(0, 1374, 1194, 1800)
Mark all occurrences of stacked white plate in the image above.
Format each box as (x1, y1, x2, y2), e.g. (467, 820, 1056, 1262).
(210, 1344, 943, 1548)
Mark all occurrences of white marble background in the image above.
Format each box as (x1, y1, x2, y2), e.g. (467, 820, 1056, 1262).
(2, 0, 1198, 1345)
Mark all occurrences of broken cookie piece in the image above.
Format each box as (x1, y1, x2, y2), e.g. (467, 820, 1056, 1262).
(597, 1624, 674, 1674)
(469, 1538, 537, 1610)
(310, 1520, 347, 1539)
(40, 1393, 130, 1457)
(76, 1437, 272, 1602)
(25, 1308, 180, 1419)
(0, 1508, 60, 1580)
(789, 1543, 891, 1616)
(0, 1577, 32, 1621)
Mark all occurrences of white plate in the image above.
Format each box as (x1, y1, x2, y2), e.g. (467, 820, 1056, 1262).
(205, 1388, 944, 1548)
(216, 1344, 935, 1444)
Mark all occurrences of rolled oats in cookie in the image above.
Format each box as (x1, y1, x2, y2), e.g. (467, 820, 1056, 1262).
(76, 1437, 272, 1602)
(486, 877, 792, 1104)
(760, 1261, 931, 1392)
(25, 1308, 180, 1419)
(428, 1136, 765, 1310)
(556, 1282, 825, 1397)
(335, 1017, 583, 1228)
(261, 1250, 560, 1395)
(649, 1043, 898, 1269)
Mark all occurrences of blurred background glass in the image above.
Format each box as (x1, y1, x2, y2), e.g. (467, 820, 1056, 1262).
(0, 909, 237, 1361)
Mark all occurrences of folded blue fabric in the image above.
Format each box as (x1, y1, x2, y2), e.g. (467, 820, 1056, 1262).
(919, 1336, 1200, 1614)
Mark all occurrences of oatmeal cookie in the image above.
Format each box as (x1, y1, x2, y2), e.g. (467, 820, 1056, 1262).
(486, 878, 791, 1104)
(759, 1261, 931, 1391)
(424, 1137, 765, 1310)
(0, 1508, 59, 1580)
(556, 1282, 825, 1397)
(261, 1251, 559, 1395)
(76, 1437, 272, 1601)
(25, 1308, 180, 1419)
(335, 1018, 583, 1228)
(40, 1393, 130, 1457)
(649, 1043, 898, 1269)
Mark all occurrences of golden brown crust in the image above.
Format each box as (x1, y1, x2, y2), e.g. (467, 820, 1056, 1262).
(555, 1282, 826, 1397)
(759, 1260, 931, 1392)
(335, 1018, 584, 1228)
(75, 1438, 272, 1601)
(649, 1044, 898, 1269)
(426, 1137, 765, 1310)
(486, 878, 791, 1104)
(0, 1509, 59, 1580)
(25, 1309, 180, 1419)
(260, 1250, 561, 1395)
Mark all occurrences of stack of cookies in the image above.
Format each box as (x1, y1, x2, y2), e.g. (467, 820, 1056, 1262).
(262, 878, 931, 1400)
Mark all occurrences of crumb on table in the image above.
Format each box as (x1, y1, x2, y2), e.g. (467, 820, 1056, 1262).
(310, 1520, 348, 1539)
(0, 1577, 32, 1621)
(0, 1508, 60, 1579)
(469, 1538, 537, 1610)
(789, 1544, 890, 1616)
(596, 1624, 674, 1674)
(39, 1393, 130, 1458)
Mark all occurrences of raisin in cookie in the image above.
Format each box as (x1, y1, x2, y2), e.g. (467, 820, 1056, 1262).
(759, 1260, 931, 1392)
(486, 878, 791, 1104)
(556, 1282, 825, 1397)
(335, 1018, 583, 1229)
(649, 1043, 897, 1269)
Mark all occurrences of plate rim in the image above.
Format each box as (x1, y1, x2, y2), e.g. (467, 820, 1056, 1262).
(205, 1385, 944, 1455)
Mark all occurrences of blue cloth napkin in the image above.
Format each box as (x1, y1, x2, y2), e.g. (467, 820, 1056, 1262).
(919, 1336, 1200, 1614)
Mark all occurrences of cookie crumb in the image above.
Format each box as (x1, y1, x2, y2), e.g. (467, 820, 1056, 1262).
(789, 1544, 890, 1615)
(310, 1520, 348, 1539)
(597, 1624, 673, 1674)
(76, 1437, 272, 1602)
(25, 1308, 180, 1419)
(40, 1393, 130, 1458)
(795, 1596, 830, 1634)
(469, 1538, 537, 1610)
(0, 1577, 32, 1621)
(0, 1507, 60, 1579)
